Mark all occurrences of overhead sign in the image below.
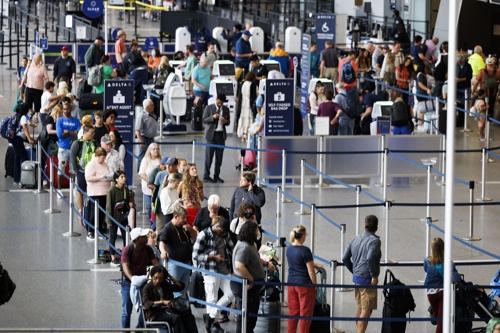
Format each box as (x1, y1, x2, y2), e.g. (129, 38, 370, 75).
(265, 79, 294, 136)
(82, 0, 104, 19)
(104, 80, 135, 182)
(300, 34, 311, 119)
(40, 38, 48, 50)
(112, 28, 122, 41)
(144, 37, 159, 51)
(315, 14, 336, 54)
(35, 30, 39, 47)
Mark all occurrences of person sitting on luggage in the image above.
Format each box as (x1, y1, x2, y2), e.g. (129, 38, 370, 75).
(424, 237, 462, 333)
(142, 265, 199, 333)
(193, 194, 230, 234)
(9, 103, 35, 185)
(287, 226, 324, 333)
(192, 216, 235, 333)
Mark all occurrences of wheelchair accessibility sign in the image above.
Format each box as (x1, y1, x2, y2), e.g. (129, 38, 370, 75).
(265, 79, 294, 136)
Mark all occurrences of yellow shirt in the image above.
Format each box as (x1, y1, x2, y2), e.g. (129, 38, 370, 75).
(469, 53, 486, 76)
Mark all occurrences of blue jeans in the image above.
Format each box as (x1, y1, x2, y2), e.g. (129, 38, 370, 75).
(121, 278, 144, 332)
(137, 137, 155, 173)
(393, 125, 412, 135)
(167, 261, 191, 297)
(338, 117, 355, 136)
(144, 194, 152, 226)
(8, 136, 28, 182)
(129, 68, 150, 105)
(194, 90, 210, 107)
(309, 114, 315, 136)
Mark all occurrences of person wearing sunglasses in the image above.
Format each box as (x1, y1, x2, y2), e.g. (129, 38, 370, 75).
(159, 206, 196, 297)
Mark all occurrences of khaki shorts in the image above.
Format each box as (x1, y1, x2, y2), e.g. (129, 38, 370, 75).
(324, 68, 339, 85)
(354, 285, 377, 311)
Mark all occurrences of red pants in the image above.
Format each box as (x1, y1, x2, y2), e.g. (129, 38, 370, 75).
(287, 285, 317, 333)
(428, 291, 443, 333)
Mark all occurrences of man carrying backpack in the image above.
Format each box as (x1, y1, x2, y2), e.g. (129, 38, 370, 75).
(84, 36, 104, 76)
(122, 48, 149, 105)
(338, 50, 358, 90)
(335, 82, 363, 135)
(70, 125, 96, 227)
(342, 215, 381, 333)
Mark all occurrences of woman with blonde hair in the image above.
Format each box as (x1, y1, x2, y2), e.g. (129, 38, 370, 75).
(423, 237, 461, 333)
(138, 143, 162, 229)
(383, 52, 396, 87)
(286, 225, 323, 333)
(77, 115, 94, 139)
(177, 163, 204, 226)
(20, 53, 49, 122)
(153, 56, 175, 88)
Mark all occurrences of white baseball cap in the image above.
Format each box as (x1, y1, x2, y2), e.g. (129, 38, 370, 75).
(130, 228, 149, 241)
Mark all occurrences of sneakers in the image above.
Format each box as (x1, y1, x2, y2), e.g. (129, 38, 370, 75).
(414, 126, 426, 133)
(56, 190, 64, 199)
(211, 322, 225, 333)
(203, 313, 214, 333)
(87, 232, 95, 241)
(43, 180, 48, 187)
(203, 176, 215, 183)
(479, 134, 486, 141)
(110, 258, 121, 267)
(214, 177, 224, 183)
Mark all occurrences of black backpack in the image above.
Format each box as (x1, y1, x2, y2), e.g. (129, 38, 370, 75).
(0, 262, 16, 306)
(340, 88, 364, 118)
(381, 269, 416, 333)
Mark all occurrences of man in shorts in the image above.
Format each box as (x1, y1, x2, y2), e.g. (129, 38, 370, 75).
(56, 100, 80, 199)
(342, 215, 382, 333)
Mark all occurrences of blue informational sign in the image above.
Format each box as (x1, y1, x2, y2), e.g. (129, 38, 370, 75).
(265, 79, 295, 136)
(35, 30, 39, 47)
(82, 0, 104, 19)
(112, 28, 123, 41)
(315, 14, 336, 54)
(144, 37, 159, 51)
(40, 38, 48, 50)
(300, 34, 311, 119)
(104, 80, 135, 183)
(377, 116, 391, 134)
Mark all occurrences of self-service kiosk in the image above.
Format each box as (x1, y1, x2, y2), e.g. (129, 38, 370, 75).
(212, 27, 228, 53)
(249, 26, 264, 53)
(161, 73, 187, 134)
(285, 27, 301, 54)
(307, 78, 334, 95)
(370, 101, 393, 135)
(175, 27, 191, 53)
(169, 60, 185, 79)
(208, 79, 237, 134)
(260, 60, 281, 74)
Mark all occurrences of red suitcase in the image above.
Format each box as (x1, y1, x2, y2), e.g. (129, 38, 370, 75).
(45, 155, 70, 188)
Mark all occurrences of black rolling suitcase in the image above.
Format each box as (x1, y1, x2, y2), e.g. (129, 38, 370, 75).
(438, 110, 447, 135)
(77, 79, 92, 100)
(182, 96, 193, 121)
(4, 144, 14, 177)
(191, 107, 203, 131)
(189, 270, 205, 308)
(254, 267, 281, 333)
(79, 93, 104, 110)
(310, 267, 331, 332)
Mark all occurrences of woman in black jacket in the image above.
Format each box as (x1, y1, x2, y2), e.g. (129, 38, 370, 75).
(390, 90, 413, 134)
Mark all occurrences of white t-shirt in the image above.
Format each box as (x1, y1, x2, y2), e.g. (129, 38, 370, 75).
(41, 91, 55, 114)
(16, 115, 27, 139)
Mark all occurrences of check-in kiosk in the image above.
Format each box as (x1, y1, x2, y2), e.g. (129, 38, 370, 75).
(370, 101, 393, 135)
(175, 27, 191, 53)
(170, 60, 185, 80)
(260, 60, 281, 74)
(308, 78, 334, 95)
(212, 27, 228, 53)
(285, 27, 301, 54)
(249, 26, 264, 53)
(161, 73, 187, 134)
(208, 79, 237, 134)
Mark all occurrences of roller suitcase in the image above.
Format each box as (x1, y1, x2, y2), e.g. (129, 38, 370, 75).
(20, 161, 37, 188)
(182, 96, 193, 121)
(79, 93, 104, 110)
(254, 267, 281, 333)
(4, 145, 14, 177)
(310, 267, 331, 332)
(77, 79, 92, 100)
(189, 270, 205, 308)
(190, 106, 203, 131)
(45, 155, 70, 188)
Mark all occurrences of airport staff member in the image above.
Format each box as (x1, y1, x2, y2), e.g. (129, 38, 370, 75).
(235, 30, 254, 79)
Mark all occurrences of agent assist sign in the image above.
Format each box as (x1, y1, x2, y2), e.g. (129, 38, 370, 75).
(265, 79, 294, 136)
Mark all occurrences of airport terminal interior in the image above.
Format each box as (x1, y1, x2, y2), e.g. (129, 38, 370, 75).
(2, 0, 500, 332)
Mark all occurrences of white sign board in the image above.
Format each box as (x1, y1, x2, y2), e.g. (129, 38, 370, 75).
(2, 0, 9, 17)
(76, 26, 87, 40)
(65, 15, 73, 28)
(314, 116, 330, 135)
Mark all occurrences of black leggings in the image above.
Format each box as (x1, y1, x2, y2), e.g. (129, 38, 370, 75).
(108, 219, 126, 256)
(87, 195, 107, 234)
(25, 87, 43, 113)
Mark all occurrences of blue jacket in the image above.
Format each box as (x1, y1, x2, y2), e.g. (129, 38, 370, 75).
(221, 30, 242, 49)
(423, 258, 461, 287)
(186, 26, 221, 53)
(235, 38, 252, 68)
(342, 231, 381, 280)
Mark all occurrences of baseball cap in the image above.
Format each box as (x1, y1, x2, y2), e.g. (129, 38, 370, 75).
(242, 30, 252, 37)
(95, 36, 104, 42)
(217, 93, 228, 102)
(166, 157, 178, 166)
(61, 46, 69, 51)
(130, 228, 149, 241)
(101, 134, 112, 144)
(161, 157, 169, 165)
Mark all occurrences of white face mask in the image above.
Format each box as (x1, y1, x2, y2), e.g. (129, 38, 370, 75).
(151, 51, 156, 57)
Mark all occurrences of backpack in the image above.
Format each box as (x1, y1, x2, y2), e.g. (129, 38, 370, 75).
(342, 60, 356, 84)
(156, 69, 169, 87)
(306, 91, 318, 114)
(0, 262, 16, 305)
(128, 51, 143, 65)
(0, 115, 19, 139)
(484, 68, 498, 90)
(77, 140, 96, 170)
(362, 70, 376, 92)
(88, 65, 103, 87)
(381, 269, 416, 333)
(339, 88, 364, 118)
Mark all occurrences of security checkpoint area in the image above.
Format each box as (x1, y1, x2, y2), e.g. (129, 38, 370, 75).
(1, 0, 500, 332)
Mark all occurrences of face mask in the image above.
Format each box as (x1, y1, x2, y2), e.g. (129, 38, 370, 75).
(151, 51, 156, 57)
(244, 212, 253, 219)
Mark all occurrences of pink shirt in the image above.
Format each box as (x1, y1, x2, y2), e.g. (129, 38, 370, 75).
(85, 157, 111, 196)
(25, 64, 49, 90)
(115, 40, 126, 63)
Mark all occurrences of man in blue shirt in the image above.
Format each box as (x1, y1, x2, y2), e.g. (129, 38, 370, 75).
(191, 57, 213, 106)
(221, 24, 243, 51)
(185, 26, 221, 54)
(56, 98, 80, 197)
(235, 30, 254, 75)
(410, 35, 432, 73)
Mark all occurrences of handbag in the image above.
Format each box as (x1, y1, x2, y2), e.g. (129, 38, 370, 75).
(114, 188, 130, 218)
(193, 96, 203, 109)
(172, 293, 190, 314)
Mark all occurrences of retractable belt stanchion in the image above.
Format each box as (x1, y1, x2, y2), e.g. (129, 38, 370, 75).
(425, 217, 432, 257)
(336, 224, 352, 292)
(44, 157, 60, 214)
(382, 148, 393, 202)
(139, 194, 148, 215)
(310, 204, 315, 253)
(315, 136, 327, 188)
(463, 181, 481, 241)
(436, 135, 446, 186)
(240, 149, 245, 175)
(257, 136, 262, 187)
(294, 159, 310, 215)
(87, 199, 104, 264)
(275, 186, 281, 243)
(241, 278, 248, 333)
(384, 201, 396, 263)
(33, 140, 47, 194)
(355, 185, 361, 235)
(63, 180, 80, 236)
(330, 260, 344, 333)
(461, 89, 472, 133)
(420, 162, 438, 222)
(279, 237, 288, 306)
(126, 225, 131, 246)
(485, 116, 495, 163)
(281, 149, 291, 203)
(476, 148, 492, 202)
(375, 136, 389, 187)
(191, 140, 196, 163)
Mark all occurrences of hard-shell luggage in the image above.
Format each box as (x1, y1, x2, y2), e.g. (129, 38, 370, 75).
(254, 267, 281, 333)
(310, 267, 330, 332)
(4, 145, 14, 177)
(182, 96, 193, 121)
(77, 79, 92, 100)
(20, 161, 37, 188)
(191, 106, 203, 131)
(79, 93, 104, 110)
(189, 270, 205, 308)
(44, 155, 70, 188)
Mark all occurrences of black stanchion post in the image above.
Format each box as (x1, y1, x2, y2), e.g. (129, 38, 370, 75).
(355, 185, 361, 234)
(279, 237, 287, 306)
(25, 25, 28, 55)
(134, 2, 138, 37)
(0, 32, 5, 65)
(463, 181, 481, 241)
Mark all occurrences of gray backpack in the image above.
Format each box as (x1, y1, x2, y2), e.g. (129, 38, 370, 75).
(88, 65, 103, 86)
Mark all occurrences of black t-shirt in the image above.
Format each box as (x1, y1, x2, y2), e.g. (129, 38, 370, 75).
(94, 125, 109, 147)
(416, 72, 428, 102)
(363, 93, 383, 108)
(159, 222, 193, 263)
(193, 207, 230, 232)
(46, 116, 58, 142)
(252, 64, 268, 79)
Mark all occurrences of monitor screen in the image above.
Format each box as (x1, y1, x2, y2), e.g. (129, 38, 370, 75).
(265, 63, 281, 72)
(380, 105, 391, 116)
(218, 64, 235, 76)
(216, 83, 234, 96)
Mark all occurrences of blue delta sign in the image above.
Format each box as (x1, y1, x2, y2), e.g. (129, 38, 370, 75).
(82, 0, 104, 19)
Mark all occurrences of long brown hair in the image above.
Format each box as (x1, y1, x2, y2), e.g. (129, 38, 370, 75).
(179, 163, 200, 198)
(428, 237, 444, 264)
